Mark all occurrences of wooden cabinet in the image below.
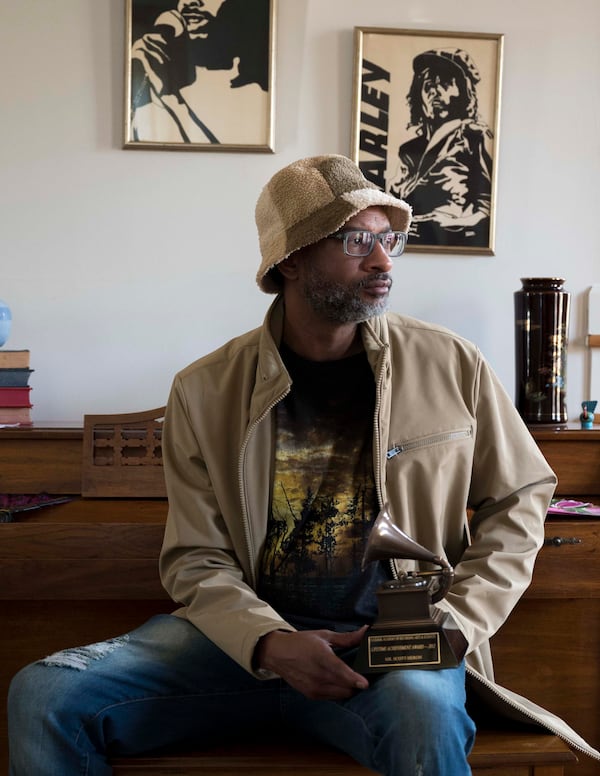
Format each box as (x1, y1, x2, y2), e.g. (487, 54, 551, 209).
(1, 423, 599, 774)
(528, 426, 600, 496)
(491, 425, 600, 776)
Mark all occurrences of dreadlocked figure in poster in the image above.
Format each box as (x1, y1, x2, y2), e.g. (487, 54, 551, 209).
(130, 0, 270, 144)
(388, 48, 493, 248)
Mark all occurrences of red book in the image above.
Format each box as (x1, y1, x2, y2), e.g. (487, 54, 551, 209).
(0, 386, 32, 407)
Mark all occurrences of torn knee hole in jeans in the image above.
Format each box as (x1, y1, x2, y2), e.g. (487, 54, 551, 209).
(41, 635, 130, 670)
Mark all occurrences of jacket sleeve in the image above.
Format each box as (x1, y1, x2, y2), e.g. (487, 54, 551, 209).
(159, 374, 295, 676)
(436, 355, 557, 652)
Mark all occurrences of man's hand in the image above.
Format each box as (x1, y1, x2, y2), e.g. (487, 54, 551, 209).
(254, 627, 370, 700)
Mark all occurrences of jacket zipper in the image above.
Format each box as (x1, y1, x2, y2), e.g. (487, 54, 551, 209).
(386, 428, 473, 459)
(465, 666, 598, 759)
(372, 344, 388, 511)
(383, 425, 472, 579)
(238, 387, 290, 588)
(371, 346, 399, 580)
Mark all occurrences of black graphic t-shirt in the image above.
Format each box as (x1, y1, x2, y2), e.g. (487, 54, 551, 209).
(257, 344, 389, 632)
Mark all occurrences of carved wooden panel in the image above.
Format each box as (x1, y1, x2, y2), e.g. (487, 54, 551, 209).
(82, 407, 167, 497)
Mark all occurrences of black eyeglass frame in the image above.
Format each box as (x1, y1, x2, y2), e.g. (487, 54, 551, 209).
(329, 229, 408, 257)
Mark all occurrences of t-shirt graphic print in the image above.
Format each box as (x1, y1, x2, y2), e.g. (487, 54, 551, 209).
(258, 346, 388, 630)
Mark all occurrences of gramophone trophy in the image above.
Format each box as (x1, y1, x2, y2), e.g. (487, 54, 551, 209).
(355, 504, 466, 673)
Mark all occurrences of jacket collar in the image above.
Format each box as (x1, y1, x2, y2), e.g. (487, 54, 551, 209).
(257, 294, 391, 385)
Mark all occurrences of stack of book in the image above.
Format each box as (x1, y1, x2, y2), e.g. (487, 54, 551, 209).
(0, 349, 33, 425)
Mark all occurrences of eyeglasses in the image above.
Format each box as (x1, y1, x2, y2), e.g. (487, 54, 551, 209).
(330, 229, 408, 258)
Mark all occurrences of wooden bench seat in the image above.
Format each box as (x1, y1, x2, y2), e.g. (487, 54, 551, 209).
(111, 729, 577, 775)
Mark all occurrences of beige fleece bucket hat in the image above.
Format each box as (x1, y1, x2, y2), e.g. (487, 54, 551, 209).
(255, 154, 412, 294)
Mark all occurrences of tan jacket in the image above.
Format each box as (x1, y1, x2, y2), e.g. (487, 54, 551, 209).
(160, 297, 599, 762)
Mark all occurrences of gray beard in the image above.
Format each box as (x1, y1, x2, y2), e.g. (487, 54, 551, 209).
(302, 269, 392, 324)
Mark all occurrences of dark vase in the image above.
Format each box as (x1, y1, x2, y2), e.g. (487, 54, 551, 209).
(514, 278, 570, 424)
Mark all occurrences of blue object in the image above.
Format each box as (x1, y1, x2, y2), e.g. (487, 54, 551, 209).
(0, 299, 11, 347)
(580, 400, 597, 429)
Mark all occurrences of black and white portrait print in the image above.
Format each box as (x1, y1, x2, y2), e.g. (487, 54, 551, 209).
(126, 0, 273, 149)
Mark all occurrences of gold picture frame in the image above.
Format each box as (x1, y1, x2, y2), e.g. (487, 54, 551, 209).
(123, 0, 276, 152)
(351, 28, 503, 254)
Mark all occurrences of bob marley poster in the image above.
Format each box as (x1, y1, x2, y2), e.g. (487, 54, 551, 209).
(352, 28, 503, 254)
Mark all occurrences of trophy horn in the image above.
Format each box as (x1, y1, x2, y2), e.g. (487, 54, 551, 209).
(362, 504, 445, 570)
(363, 505, 453, 603)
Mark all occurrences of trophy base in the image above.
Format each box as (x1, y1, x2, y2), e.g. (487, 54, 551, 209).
(354, 609, 466, 673)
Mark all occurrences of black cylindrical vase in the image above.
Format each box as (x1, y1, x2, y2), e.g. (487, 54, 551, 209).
(514, 278, 570, 424)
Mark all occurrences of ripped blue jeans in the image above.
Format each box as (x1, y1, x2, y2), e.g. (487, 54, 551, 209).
(8, 614, 475, 775)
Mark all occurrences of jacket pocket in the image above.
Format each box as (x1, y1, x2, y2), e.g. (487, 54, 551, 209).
(386, 427, 473, 460)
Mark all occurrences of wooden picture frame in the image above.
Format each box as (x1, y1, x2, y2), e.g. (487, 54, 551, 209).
(123, 0, 276, 152)
(351, 28, 503, 254)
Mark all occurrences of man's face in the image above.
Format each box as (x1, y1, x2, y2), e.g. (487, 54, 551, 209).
(296, 206, 395, 324)
(177, 0, 226, 37)
(420, 66, 462, 122)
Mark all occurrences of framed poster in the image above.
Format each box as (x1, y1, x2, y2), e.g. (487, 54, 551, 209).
(124, 0, 276, 152)
(351, 28, 503, 254)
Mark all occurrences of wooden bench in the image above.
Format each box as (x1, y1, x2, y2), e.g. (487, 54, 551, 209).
(111, 729, 577, 775)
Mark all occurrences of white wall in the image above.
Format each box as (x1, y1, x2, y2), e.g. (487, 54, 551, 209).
(1, 0, 599, 422)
